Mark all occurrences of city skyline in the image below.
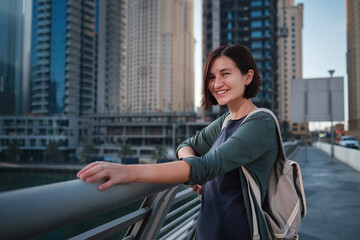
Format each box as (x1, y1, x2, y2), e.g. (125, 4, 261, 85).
(194, 0, 347, 131)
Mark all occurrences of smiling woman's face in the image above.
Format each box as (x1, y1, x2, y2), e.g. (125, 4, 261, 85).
(208, 56, 253, 108)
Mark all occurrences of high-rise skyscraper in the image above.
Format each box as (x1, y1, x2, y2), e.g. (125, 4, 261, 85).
(31, 0, 194, 116)
(126, 0, 194, 113)
(346, 0, 360, 139)
(0, 0, 32, 115)
(31, 0, 96, 116)
(203, 0, 278, 113)
(95, 0, 127, 114)
(277, 0, 303, 123)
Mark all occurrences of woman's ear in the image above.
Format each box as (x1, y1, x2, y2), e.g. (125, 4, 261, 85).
(246, 69, 254, 85)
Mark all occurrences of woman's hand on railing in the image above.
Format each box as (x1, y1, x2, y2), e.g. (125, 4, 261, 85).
(190, 184, 203, 202)
(190, 184, 203, 195)
(77, 161, 134, 191)
(77, 160, 191, 191)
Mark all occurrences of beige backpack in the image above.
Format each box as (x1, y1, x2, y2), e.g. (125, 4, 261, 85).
(223, 108, 307, 240)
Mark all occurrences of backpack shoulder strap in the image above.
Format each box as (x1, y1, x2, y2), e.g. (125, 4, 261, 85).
(221, 113, 231, 130)
(242, 108, 286, 161)
(239, 108, 285, 240)
(221, 108, 286, 160)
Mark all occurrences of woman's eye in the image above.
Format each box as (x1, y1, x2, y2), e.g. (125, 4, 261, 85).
(223, 72, 230, 76)
(208, 75, 215, 80)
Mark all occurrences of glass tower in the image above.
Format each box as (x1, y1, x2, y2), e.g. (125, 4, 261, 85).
(31, 0, 96, 116)
(203, 0, 278, 114)
(95, 0, 127, 114)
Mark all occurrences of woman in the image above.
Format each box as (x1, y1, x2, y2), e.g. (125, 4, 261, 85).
(77, 44, 278, 239)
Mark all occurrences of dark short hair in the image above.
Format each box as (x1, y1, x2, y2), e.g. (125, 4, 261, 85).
(201, 44, 261, 110)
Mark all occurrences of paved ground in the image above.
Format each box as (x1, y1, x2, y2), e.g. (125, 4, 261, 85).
(292, 147, 360, 240)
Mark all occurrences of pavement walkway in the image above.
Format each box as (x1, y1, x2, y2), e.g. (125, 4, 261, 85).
(293, 146, 360, 240)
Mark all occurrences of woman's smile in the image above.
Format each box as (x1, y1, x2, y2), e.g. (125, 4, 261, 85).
(208, 56, 250, 108)
(216, 89, 229, 95)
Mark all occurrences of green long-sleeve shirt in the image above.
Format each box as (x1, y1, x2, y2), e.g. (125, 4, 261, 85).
(176, 111, 278, 239)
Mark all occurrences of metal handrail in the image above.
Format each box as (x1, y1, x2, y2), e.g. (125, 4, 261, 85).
(0, 179, 180, 240)
(0, 141, 299, 240)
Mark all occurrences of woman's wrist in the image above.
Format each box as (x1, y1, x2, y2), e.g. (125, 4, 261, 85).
(124, 164, 138, 183)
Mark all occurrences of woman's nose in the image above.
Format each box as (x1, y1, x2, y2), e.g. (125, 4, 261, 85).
(213, 75, 224, 88)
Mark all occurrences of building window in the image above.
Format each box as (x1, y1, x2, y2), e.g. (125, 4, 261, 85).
(227, 32, 232, 40)
(227, 12, 232, 20)
(251, 20, 262, 28)
(252, 51, 263, 59)
(251, 0, 262, 7)
(251, 30, 262, 38)
(264, 19, 269, 27)
(227, 22, 232, 30)
(251, 41, 262, 48)
(251, 10, 262, 18)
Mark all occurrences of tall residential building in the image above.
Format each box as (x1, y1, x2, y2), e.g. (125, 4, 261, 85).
(95, 0, 127, 114)
(31, 0, 96, 116)
(0, 0, 32, 115)
(203, 0, 278, 113)
(277, 0, 303, 126)
(126, 0, 194, 113)
(346, 0, 360, 139)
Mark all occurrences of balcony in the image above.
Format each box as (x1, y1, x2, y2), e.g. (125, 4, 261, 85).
(67, 15, 81, 25)
(67, 0, 81, 10)
(66, 65, 80, 74)
(36, 43, 50, 51)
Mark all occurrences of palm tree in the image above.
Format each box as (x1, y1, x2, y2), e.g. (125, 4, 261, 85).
(4, 141, 22, 162)
(118, 144, 133, 162)
(81, 142, 97, 163)
(45, 141, 63, 162)
(152, 145, 168, 160)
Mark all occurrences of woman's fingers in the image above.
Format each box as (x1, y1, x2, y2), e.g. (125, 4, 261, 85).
(190, 184, 203, 195)
(78, 161, 106, 180)
(77, 161, 131, 191)
(196, 185, 203, 195)
(84, 166, 107, 183)
(77, 161, 101, 178)
(98, 178, 116, 191)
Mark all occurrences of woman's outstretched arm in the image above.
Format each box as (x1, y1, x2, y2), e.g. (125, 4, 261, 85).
(77, 160, 191, 191)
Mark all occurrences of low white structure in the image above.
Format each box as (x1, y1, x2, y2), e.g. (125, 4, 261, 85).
(314, 141, 360, 172)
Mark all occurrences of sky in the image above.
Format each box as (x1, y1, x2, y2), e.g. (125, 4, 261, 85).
(193, 0, 347, 130)
(294, 0, 347, 129)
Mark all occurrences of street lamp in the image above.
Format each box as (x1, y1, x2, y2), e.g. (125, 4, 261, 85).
(328, 69, 335, 160)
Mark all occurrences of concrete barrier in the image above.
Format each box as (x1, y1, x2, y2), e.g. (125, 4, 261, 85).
(314, 141, 360, 172)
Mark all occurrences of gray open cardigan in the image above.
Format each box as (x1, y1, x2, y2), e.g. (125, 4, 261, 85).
(176, 111, 278, 240)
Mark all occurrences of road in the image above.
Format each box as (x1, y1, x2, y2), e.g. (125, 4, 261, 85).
(293, 147, 360, 239)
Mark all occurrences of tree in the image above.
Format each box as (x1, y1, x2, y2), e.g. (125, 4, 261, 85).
(81, 142, 97, 163)
(118, 144, 133, 162)
(4, 141, 22, 162)
(152, 145, 168, 160)
(45, 141, 63, 162)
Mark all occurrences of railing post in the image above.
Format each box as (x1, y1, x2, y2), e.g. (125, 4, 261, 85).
(125, 185, 180, 240)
